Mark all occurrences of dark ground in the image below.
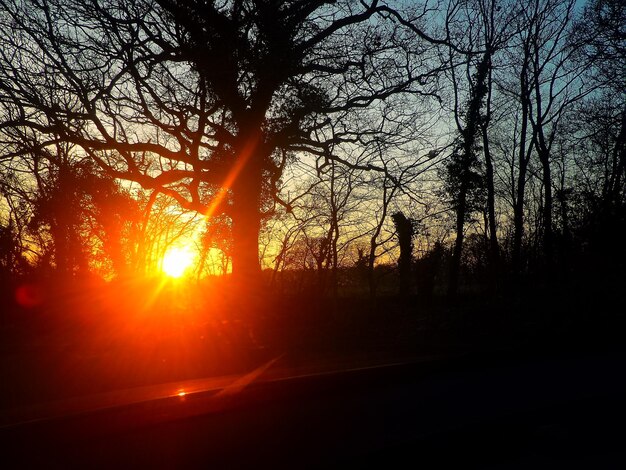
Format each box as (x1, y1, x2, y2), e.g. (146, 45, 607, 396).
(1, 273, 624, 413)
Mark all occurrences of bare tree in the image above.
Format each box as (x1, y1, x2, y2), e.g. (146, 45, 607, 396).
(441, 0, 519, 294)
(0, 0, 443, 295)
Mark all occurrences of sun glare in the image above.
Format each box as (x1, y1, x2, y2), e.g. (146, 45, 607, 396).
(162, 247, 195, 278)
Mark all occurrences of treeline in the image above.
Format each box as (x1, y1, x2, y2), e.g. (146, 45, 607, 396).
(260, 0, 625, 297)
(0, 0, 623, 299)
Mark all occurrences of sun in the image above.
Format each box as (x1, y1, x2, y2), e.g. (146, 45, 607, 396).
(161, 247, 195, 278)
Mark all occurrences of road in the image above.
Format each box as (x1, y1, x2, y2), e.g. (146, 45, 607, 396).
(3, 350, 626, 468)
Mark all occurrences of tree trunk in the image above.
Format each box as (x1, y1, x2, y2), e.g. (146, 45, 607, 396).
(328, 162, 340, 298)
(482, 109, 500, 286)
(367, 178, 392, 299)
(512, 62, 532, 277)
(610, 108, 626, 206)
(392, 212, 413, 298)
(231, 210, 261, 286)
(448, 186, 466, 297)
(447, 52, 490, 296)
(368, 239, 377, 299)
(536, 129, 553, 266)
(480, 53, 499, 265)
(230, 157, 263, 293)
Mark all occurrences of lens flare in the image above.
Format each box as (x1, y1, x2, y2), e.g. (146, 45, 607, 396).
(162, 247, 194, 278)
(15, 283, 43, 308)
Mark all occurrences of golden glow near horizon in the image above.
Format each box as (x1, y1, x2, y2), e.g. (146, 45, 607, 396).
(162, 246, 195, 278)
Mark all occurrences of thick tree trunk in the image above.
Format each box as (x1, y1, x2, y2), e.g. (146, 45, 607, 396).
(231, 199, 261, 287)
(230, 155, 263, 293)
(392, 212, 413, 298)
(223, 131, 267, 352)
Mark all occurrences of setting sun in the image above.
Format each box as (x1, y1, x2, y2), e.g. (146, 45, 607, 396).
(162, 247, 195, 278)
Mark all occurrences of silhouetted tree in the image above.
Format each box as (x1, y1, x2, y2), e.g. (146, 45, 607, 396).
(0, 221, 21, 277)
(574, 0, 626, 90)
(199, 214, 233, 277)
(573, 0, 625, 217)
(441, 0, 522, 290)
(444, 53, 489, 296)
(392, 211, 414, 297)
(28, 154, 140, 278)
(493, 0, 591, 279)
(0, 0, 442, 294)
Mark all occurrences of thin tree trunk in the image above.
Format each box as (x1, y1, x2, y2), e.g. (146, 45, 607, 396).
(367, 180, 391, 299)
(512, 62, 532, 276)
(367, 245, 376, 298)
(329, 162, 339, 298)
(483, 126, 499, 263)
(611, 109, 626, 206)
(536, 126, 553, 266)
(480, 61, 500, 286)
(448, 187, 467, 296)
